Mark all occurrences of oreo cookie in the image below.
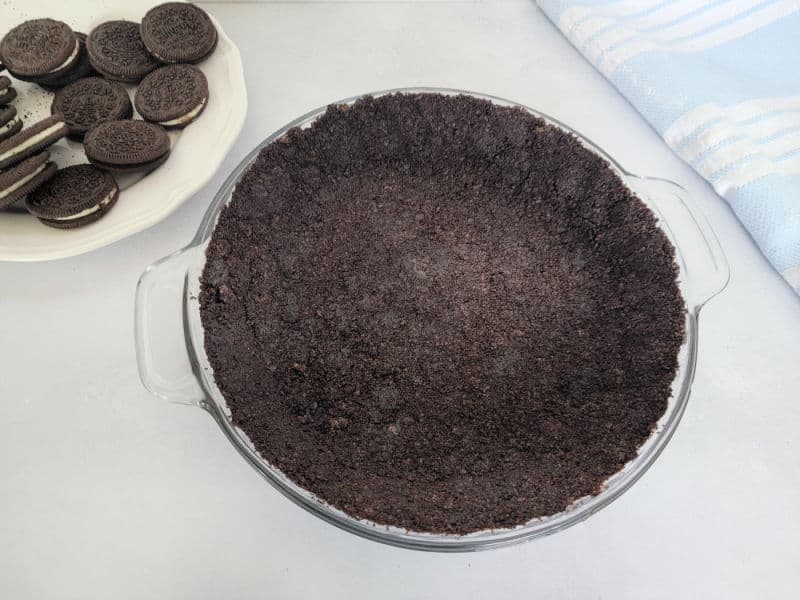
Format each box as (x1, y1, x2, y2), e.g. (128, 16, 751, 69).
(140, 3, 218, 64)
(0, 106, 22, 143)
(87, 21, 160, 83)
(0, 152, 57, 210)
(0, 77, 16, 105)
(84, 120, 170, 174)
(52, 77, 132, 140)
(37, 33, 95, 90)
(27, 164, 119, 229)
(0, 115, 68, 170)
(0, 19, 79, 80)
(134, 65, 208, 129)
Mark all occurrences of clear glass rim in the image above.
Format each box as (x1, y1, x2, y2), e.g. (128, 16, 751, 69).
(180, 87, 704, 551)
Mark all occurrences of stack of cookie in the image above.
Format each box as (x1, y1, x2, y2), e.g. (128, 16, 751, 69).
(0, 2, 217, 229)
(0, 117, 67, 212)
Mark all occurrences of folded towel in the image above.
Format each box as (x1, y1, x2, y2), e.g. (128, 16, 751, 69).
(537, 0, 800, 295)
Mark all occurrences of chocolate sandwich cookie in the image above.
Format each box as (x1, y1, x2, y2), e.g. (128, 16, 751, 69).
(0, 77, 16, 105)
(0, 152, 56, 210)
(84, 120, 170, 174)
(0, 115, 68, 170)
(38, 33, 95, 90)
(0, 106, 22, 143)
(52, 77, 132, 140)
(87, 21, 160, 83)
(134, 65, 208, 129)
(140, 3, 218, 64)
(26, 164, 119, 229)
(0, 19, 79, 81)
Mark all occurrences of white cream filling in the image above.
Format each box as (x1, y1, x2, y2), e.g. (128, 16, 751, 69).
(2, 118, 19, 133)
(0, 123, 64, 164)
(0, 163, 47, 200)
(159, 99, 206, 126)
(52, 189, 115, 221)
(47, 40, 80, 74)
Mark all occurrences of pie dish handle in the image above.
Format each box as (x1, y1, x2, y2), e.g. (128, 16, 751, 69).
(134, 248, 205, 406)
(627, 176, 730, 312)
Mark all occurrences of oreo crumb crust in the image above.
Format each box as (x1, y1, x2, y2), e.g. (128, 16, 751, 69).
(134, 64, 208, 128)
(0, 19, 77, 79)
(0, 151, 56, 209)
(199, 93, 687, 534)
(140, 3, 218, 64)
(0, 115, 68, 170)
(27, 164, 119, 228)
(52, 77, 132, 139)
(87, 20, 160, 83)
(84, 119, 170, 173)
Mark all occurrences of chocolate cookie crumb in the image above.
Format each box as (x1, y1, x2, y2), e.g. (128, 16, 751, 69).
(200, 93, 685, 534)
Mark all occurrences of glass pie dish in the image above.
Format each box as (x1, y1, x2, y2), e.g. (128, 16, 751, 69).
(134, 87, 729, 552)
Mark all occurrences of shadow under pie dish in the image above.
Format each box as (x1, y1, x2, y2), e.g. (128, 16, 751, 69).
(135, 88, 729, 552)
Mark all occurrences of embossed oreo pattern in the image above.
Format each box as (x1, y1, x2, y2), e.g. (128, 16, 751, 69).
(141, 3, 218, 64)
(135, 64, 208, 124)
(87, 21, 160, 83)
(27, 164, 118, 216)
(0, 19, 76, 77)
(28, 164, 119, 228)
(53, 78, 133, 139)
(84, 120, 170, 167)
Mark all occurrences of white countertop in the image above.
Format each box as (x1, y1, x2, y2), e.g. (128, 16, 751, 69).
(1, 1, 799, 598)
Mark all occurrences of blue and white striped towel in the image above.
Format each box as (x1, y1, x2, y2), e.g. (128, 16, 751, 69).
(537, 0, 800, 295)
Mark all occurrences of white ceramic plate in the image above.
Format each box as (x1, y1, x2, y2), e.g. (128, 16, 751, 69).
(0, 1, 246, 261)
